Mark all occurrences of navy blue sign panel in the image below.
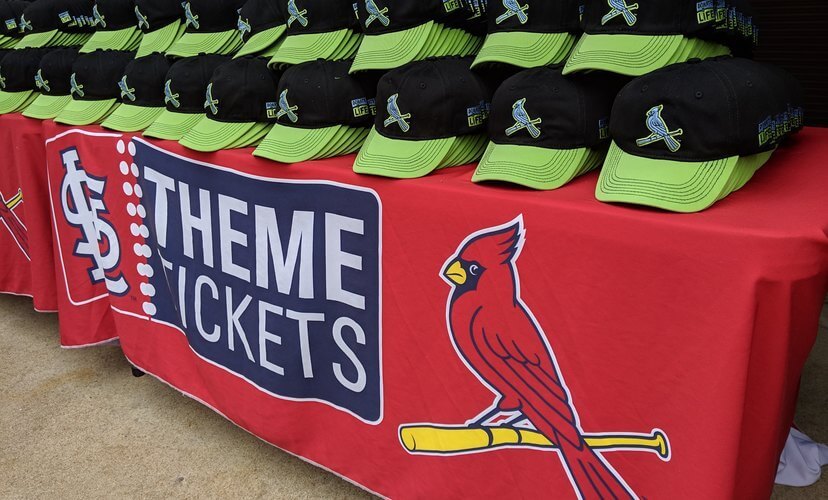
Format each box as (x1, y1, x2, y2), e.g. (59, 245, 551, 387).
(133, 140, 382, 423)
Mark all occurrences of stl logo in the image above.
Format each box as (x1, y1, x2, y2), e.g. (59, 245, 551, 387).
(636, 105, 683, 153)
(506, 98, 542, 139)
(399, 216, 670, 499)
(383, 94, 410, 133)
(60, 148, 128, 296)
(496, 0, 529, 25)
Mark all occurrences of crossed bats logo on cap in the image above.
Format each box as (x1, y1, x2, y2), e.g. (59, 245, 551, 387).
(287, 0, 308, 28)
(70, 73, 84, 97)
(506, 98, 542, 139)
(181, 1, 200, 30)
(135, 5, 149, 30)
(496, 0, 529, 25)
(602, 0, 638, 26)
(118, 76, 136, 102)
(636, 105, 683, 152)
(384, 93, 411, 133)
(92, 4, 106, 28)
(276, 89, 299, 122)
(204, 82, 219, 115)
(34, 69, 50, 92)
(164, 80, 180, 108)
(364, 0, 389, 28)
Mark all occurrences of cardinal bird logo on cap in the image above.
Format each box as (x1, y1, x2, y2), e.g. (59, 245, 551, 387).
(19, 13, 32, 32)
(135, 5, 149, 30)
(496, 0, 529, 25)
(398, 216, 671, 499)
(383, 94, 411, 133)
(602, 0, 638, 26)
(204, 83, 219, 115)
(118, 76, 136, 102)
(276, 89, 299, 123)
(506, 98, 542, 139)
(237, 16, 251, 40)
(181, 1, 200, 30)
(92, 4, 106, 28)
(364, 0, 390, 28)
(287, 0, 308, 28)
(34, 69, 50, 92)
(70, 73, 84, 97)
(636, 105, 684, 153)
(164, 80, 180, 108)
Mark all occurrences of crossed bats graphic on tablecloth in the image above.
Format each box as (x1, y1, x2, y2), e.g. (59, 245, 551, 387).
(0, 189, 30, 260)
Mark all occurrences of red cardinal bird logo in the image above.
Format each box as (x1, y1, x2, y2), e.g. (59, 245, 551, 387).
(399, 216, 671, 499)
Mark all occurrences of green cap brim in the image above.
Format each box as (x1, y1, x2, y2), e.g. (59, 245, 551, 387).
(80, 27, 141, 52)
(22, 93, 73, 119)
(563, 33, 684, 76)
(166, 30, 238, 57)
(353, 126, 455, 179)
(179, 116, 266, 152)
(350, 22, 433, 73)
(595, 141, 773, 212)
(0, 90, 35, 114)
(143, 110, 202, 140)
(136, 21, 184, 58)
(100, 103, 164, 132)
(473, 142, 602, 190)
(254, 123, 345, 163)
(54, 98, 119, 125)
(472, 31, 575, 68)
(16, 29, 60, 48)
(0, 35, 19, 48)
(235, 24, 286, 57)
(268, 28, 354, 65)
(227, 123, 270, 149)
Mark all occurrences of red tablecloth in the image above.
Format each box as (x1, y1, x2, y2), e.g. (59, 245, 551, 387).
(3, 113, 827, 499)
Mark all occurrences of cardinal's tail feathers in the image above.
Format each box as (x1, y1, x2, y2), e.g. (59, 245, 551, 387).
(558, 440, 636, 500)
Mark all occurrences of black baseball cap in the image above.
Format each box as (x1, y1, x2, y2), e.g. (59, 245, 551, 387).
(80, 0, 141, 52)
(134, 0, 185, 57)
(22, 46, 81, 118)
(563, 0, 732, 76)
(179, 56, 282, 152)
(472, 0, 581, 69)
(268, 0, 360, 66)
(254, 59, 377, 163)
(55, 48, 134, 125)
(596, 57, 804, 212)
(235, 0, 285, 58)
(144, 53, 230, 140)
(167, 0, 246, 57)
(17, 0, 95, 48)
(0, 0, 32, 48)
(351, 0, 482, 73)
(0, 47, 50, 113)
(473, 68, 625, 190)
(101, 53, 171, 132)
(354, 56, 494, 178)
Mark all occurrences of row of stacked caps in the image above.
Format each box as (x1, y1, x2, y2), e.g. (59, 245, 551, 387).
(0, 1, 804, 212)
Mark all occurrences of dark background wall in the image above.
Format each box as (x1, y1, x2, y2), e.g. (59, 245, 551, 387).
(751, 0, 828, 126)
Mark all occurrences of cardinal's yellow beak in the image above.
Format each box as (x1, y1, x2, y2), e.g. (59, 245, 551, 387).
(444, 261, 466, 285)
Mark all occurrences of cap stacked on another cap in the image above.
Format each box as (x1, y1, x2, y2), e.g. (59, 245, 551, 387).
(144, 53, 229, 140)
(54, 48, 134, 125)
(134, 0, 185, 57)
(563, 0, 733, 76)
(473, 68, 625, 190)
(234, 0, 285, 58)
(179, 56, 283, 152)
(0, 0, 32, 48)
(80, 0, 141, 52)
(596, 57, 804, 213)
(350, 0, 483, 73)
(166, 0, 246, 57)
(254, 59, 377, 163)
(17, 0, 95, 49)
(22, 46, 80, 118)
(354, 57, 494, 179)
(472, 0, 581, 69)
(267, 0, 360, 66)
(101, 52, 170, 131)
(0, 47, 50, 113)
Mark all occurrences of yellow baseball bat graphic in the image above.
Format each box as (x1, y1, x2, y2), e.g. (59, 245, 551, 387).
(400, 425, 670, 459)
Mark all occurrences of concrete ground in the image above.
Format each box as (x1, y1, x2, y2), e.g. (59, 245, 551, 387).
(0, 293, 825, 499)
